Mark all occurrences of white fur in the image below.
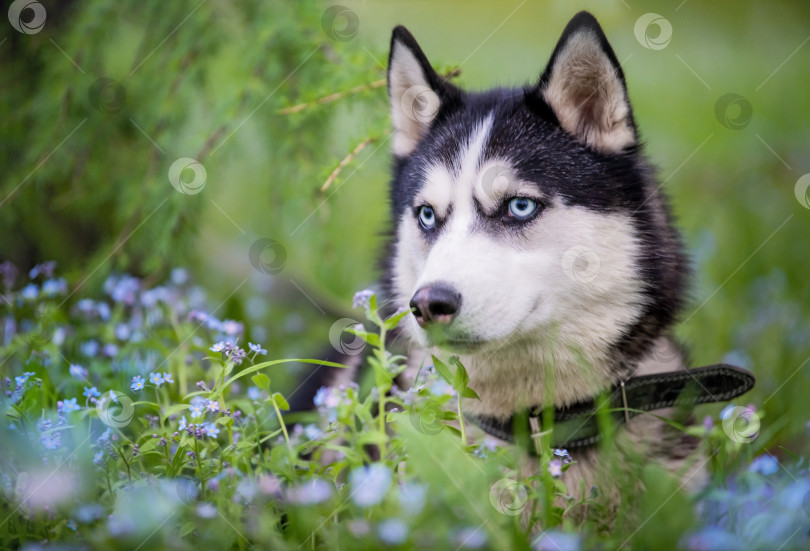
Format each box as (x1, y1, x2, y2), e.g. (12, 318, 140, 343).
(393, 147, 646, 415)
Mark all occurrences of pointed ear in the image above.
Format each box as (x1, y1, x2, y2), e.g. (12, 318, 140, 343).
(387, 26, 458, 157)
(539, 12, 637, 154)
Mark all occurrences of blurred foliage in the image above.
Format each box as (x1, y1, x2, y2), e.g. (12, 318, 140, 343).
(1, 0, 810, 529)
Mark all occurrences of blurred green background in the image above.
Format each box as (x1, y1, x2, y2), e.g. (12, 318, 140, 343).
(2, 0, 809, 455)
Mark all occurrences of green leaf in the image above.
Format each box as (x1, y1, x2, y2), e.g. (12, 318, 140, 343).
(251, 373, 270, 390)
(179, 522, 196, 538)
(451, 356, 469, 390)
(216, 416, 234, 427)
(383, 307, 412, 330)
(431, 355, 453, 385)
(461, 387, 480, 400)
(272, 393, 290, 411)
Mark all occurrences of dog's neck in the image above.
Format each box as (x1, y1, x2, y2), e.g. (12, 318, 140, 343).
(453, 334, 684, 421)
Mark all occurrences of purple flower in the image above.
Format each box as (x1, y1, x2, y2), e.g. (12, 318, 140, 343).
(130, 375, 145, 391)
(353, 289, 374, 310)
(548, 458, 563, 477)
(29, 261, 56, 280)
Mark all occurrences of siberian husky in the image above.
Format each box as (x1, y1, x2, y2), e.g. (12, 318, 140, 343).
(296, 11, 755, 517)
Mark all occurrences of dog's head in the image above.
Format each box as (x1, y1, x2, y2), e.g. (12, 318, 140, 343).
(385, 12, 685, 374)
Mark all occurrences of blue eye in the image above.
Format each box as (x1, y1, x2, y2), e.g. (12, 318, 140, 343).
(507, 197, 537, 220)
(418, 205, 437, 229)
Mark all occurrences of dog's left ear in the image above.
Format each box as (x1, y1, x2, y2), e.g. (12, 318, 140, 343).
(539, 12, 637, 154)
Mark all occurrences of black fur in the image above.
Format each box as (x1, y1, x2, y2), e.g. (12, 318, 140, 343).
(382, 12, 688, 382)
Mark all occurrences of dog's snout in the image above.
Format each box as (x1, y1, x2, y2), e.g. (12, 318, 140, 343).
(409, 284, 461, 327)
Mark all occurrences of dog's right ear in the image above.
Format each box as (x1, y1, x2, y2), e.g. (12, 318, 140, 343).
(387, 26, 457, 157)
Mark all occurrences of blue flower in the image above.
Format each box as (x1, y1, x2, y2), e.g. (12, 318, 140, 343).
(377, 518, 408, 545)
(69, 364, 88, 380)
(210, 342, 226, 353)
(80, 340, 99, 358)
(533, 530, 581, 551)
(189, 404, 205, 419)
(350, 463, 392, 508)
(548, 458, 563, 477)
(66, 519, 77, 531)
(149, 372, 165, 386)
(83, 386, 101, 399)
(205, 399, 220, 413)
(41, 278, 68, 296)
(398, 483, 426, 516)
(246, 386, 262, 401)
(287, 479, 333, 505)
(21, 283, 38, 300)
(749, 454, 779, 476)
(303, 424, 322, 441)
(178, 416, 188, 431)
(114, 323, 131, 341)
(171, 267, 189, 285)
(162, 372, 174, 384)
(248, 342, 267, 355)
(204, 423, 220, 438)
(62, 397, 81, 413)
(130, 375, 145, 391)
(15, 371, 35, 388)
(41, 431, 61, 450)
(93, 451, 105, 465)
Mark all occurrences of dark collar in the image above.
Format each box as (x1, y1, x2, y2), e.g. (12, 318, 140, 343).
(467, 363, 755, 454)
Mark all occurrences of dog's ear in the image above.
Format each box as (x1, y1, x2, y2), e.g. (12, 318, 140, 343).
(387, 26, 457, 157)
(538, 12, 636, 154)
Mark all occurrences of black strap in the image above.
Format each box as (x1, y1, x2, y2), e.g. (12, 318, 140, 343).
(467, 363, 755, 453)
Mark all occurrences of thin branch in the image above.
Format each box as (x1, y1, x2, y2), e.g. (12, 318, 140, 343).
(320, 136, 377, 192)
(281, 67, 462, 116)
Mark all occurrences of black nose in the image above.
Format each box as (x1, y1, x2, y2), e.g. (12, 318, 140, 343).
(409, 284, 461, 327)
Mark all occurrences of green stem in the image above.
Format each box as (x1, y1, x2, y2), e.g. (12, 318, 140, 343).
(457, 393, 466, 446)
(272, 398, 296, 479)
